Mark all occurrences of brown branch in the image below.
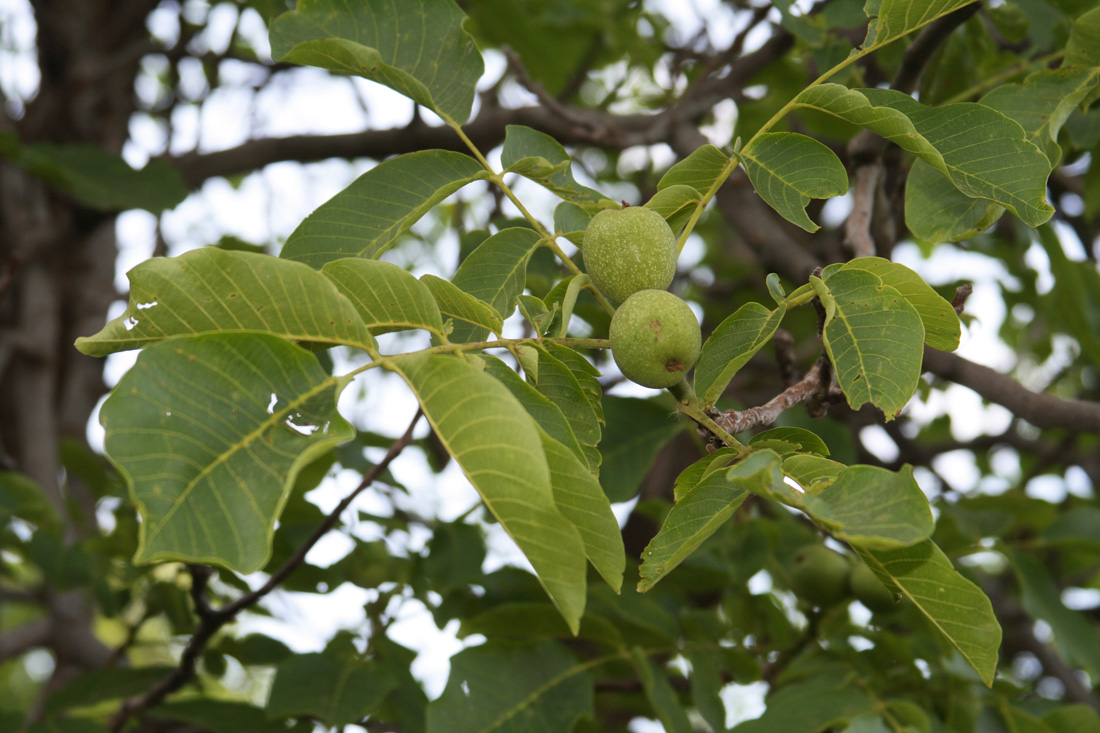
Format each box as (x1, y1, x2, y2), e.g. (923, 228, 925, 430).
(107, 410, 422, 731)
(922, 348, 1100, 434)
(843, 163, 882, 259)
(715, 359, 840, 434)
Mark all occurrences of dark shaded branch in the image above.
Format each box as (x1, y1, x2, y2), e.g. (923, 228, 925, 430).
(108, 411, 422, 731)
(0, 619, 51, 662)
(922, 348, 1100, 434)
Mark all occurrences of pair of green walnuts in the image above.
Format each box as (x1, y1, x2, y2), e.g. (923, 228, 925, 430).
(583, 206, 701, 389)
(789, 545, 901, 614)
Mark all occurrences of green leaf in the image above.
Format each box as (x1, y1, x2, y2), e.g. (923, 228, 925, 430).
(426, 640, 594, 732)
(101, 333, 354, 573)
(0, 472, 60, 531)
(694, 301, 787, 405)
(390, 353, 587, 632)
(630, 647, 693, 733)
(795, 86, 1054, 230)
(1006, 547, 1100, 679)
(0, 134, 187, 213)
(478, 355, 587, 469)
(449, 227, 544, 343)
(530, 343, 603, 473)
(1067, 7, 1100, 67)
(279, 150, 488, 268)
(1040, 506, 1100, 550)
(420, 275, 504, 337)
(819, 268, 924, 418)
(980, 67, 1100, 166)
(687, 646, 727, 732)
(644, 184, 704, 235)
(657, 144, 731, 195)
(542, 274, 589, 338)
(739, 133, 849, 232)
(854, 540, 1001, 686)
(1042, 705, 1100, 733)
(828, 257, 960, 352)
(152, 700, 293, 733)
(637, 451, 777, 592)
(266, 636, 396, 726)
(44, 666, 178, 713)
(599, 396, 682, 503)
(76, 248, 375, 357)
(321, 258, 444, 338)
(799, 465, 934, 548)
(864, 0, 978, 49)
(782, 453, 846, 492)
(731, 671, 874, 732)
(269, 0, 484, 123)
(750, 427, 830, 456)
(554, 201, 591, 243)
(1036, 224, 1100, 367)
(904, 161, 1004, 243)
(539, 428, 625, 593)
(501, 125, 613, 210)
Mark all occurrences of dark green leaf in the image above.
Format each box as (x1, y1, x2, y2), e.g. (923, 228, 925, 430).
(695, 302, 787, 405)
(800, 465, 934, 548)
(449, 227, 544, 342)
(739, 133, 848, 232)
(630, 647, 693, 733)
(501, 125, 612, 210)
(598, 396, 682, 503)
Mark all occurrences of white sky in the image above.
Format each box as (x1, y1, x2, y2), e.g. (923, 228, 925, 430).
(4, 0, 1094, 729)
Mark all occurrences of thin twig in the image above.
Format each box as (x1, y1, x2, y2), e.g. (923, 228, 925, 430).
(715, 358, 840, 434)
(108, 411, 423, 731)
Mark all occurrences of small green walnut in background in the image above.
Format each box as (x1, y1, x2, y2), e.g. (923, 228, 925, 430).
(582, 206, 677, 304)
(788, 544, 851, 607)
(850, 562, 900, 614)
(610, 289, 701, 389)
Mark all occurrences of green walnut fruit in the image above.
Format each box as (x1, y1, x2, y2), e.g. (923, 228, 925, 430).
(788, 545, 851, 607)
(849, 562, 900, 614)
(583, 206, 676, 304)
(610, 290, 701, 389)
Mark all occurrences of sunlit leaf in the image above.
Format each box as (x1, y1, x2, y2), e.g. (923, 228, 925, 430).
(321, 258, 444, 338)
(825, 257, 960, 351)
(280, 150, 488, 268)
(501, 125, 613, 210)
(102, 333, 354, 573)
(855, 540, 1001, 686)
(77, 248, 376, 357)
(449, 227, 544, 342)
(863, 0, 978, 48)
(800, 465, 934, 548)
(657, 144, 731, 195)
(390, 352, 587, 632)
(818, 268, 924, 418)
(426, 640, 594, 732)
(739, 133, 848, 232)
(694, 301, 787, 405)
(539, 428, 625, 592)
(637, 451, 778, 592)
(269, 0, 484, 123)
(420, 275, 503, 337)
(645, 184, 704, 235)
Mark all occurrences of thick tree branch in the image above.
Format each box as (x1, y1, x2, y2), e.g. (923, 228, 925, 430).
(922, 348, 1100, 434)
(0, 619, 50, 662)
(108, 411, 422, 731)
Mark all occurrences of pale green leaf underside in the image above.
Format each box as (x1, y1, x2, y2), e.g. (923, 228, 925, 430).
(855, 540, 1002, 686)
(321, 258, 444, 338)
(269, 0, 484, 123)
(645, 185, 704, 236)
(390, 353, 587, 633)
(449, 227, 543, 343)
(740, 132, 849, 232)
(532, 343, 603, 473)
(904, 161, 1004, 242)
(102, 333, 353, 573)
(827, 257, 960, 352)
(796, 86, 1053, 229)
(427, 640, 594, 733)
(865, 0, 978, 48)
(657, 144, 730, 195)
(821, 268, 924, 417)
(695, 302, 787, 405)
(799, 465, 934, 548)
(539, 429, 625, 593)
(77, 247, 375, 357)
(637, 451, 779, 592)
(280, 150, 488, 269)
(419, 275, 503, 337)
(501, 125, 613, 210)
